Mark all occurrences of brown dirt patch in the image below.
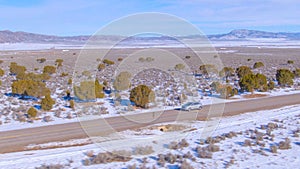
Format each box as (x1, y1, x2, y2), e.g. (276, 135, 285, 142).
(243, 94, 268, 99)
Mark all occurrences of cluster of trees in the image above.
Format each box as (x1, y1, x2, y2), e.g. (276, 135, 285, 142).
(12, 80, 51, 98)
(9, 62, 56, 111)
(16, 72, 50, 81)
(210, 82, 238, 99)
(239, 73, 269, 92)
(74, 80, 105, 100)
(129, 85, 155, 108)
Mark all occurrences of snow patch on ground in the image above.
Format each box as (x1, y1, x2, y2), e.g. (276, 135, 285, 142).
(0, 104, 299, 168)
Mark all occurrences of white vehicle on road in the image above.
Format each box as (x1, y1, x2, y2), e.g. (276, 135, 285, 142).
(181, 102, 203, 111)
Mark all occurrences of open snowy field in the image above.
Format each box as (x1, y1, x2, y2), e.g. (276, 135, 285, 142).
(1, 38, 300, 51)
(0, 103, 299, 169)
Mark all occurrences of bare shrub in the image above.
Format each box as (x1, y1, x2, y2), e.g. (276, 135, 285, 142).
(278, 138, 291, 150)
(168, 139, 189, 149)
(270, 145, 277, 153)
(183, 151, 193, 160)
(266, 129, 272, 136)
(205, 137, 215, 144)
(181, 160, 194, 169)
(180, 139, 189, 147)
(16, 112, 26, 122)
(87, 151, 131, 165)
(85, 150, 95, 157)
(35, 164, 64, 169)
(256, 141, 265, 147)
(267, 122, 278, 130)
(158, 154, 166, 167)
(244, 139, 252, 146)
(127, 163, 137, 169)
(207, 144, 220, 152)
(165, 153, 177, 164)
(54, 111, 61, 118)
(225, 132, 237, 138)
(260, 125, 266, 130)
(168, 141, 179, 150)
(43, 115, 52, 122)
(133, 146, 154, 155)
(253, 149, 268, 156)
(82, 159, 91, 166)
(196, 146, 212, 159)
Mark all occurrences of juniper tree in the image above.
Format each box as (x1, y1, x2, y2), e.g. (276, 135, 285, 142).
(130, 85, 155, 108)
(41, 94, 55, 111)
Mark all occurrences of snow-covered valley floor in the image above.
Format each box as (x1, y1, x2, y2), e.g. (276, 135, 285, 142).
(0, 104, 299, 169)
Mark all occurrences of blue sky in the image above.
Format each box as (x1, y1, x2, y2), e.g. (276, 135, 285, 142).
(0, 0, 299, 36)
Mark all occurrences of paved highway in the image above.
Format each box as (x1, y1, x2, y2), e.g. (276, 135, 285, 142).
(0, 93, 300, 153)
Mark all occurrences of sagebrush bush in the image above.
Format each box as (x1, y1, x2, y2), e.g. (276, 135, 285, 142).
(43, 65, 56, 74)
(253, 62, 264, 69)
(36, 58, 46, 63)
(267, 122, 278, 130)
(278, 138, 291, 150)
(55, 59, 63, 67)
(244, 139, 252, 146)
(10, 62, 26, 75)
(133, 146, 154, 155)
(103, 59, 115, 65)
(27, 107, 38, 118)
(181, 160, 194, 169)
(35, 164, 64, 169)
(206, 144, 220, 152)
(113, 71, 131, 91)
(175, 63, 185, 71)
(270, 145, 277, 153)
(69, 100, 75, 109)
(74, 80, 105, 100)
(287, 60, 294, 64)
(0, 68, 4, 76)
(85, 151, 131, 165)
(97, 63, 105, 71)
(196, 146, 212, 159)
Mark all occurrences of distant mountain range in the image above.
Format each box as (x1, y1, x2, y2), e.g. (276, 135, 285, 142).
(208, 29, 300, 40)
(1, 29, 300, 44)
